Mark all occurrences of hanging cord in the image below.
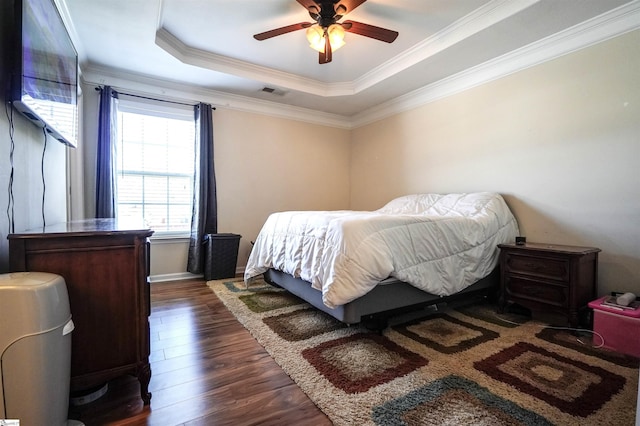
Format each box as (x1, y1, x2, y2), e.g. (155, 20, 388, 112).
(545, 325, 605, 348)
(493, 312, 605, 349)
(41, 127, 48, 227)
(5, 102, 15, 233)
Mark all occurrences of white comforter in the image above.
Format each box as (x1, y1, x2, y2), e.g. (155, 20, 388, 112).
(244, 192, 519, 309)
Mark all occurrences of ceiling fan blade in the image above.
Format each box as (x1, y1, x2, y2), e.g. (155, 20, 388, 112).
(297, 0, 365, 20)
(296, 0, 319, 10)
(336, 0, 367, 15)
(319, 35, 332, 64)
(253, 22, 312, 41)
(295, 0, 320, 20)
(342, 20, 398, 43)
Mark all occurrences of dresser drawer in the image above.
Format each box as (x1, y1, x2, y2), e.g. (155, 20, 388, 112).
(505, 253, 569, 281)
(505, 276, 568, 308)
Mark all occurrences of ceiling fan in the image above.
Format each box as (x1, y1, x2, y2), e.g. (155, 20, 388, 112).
(253, 0, 399, 64)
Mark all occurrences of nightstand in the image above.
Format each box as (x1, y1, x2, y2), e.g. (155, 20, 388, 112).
(498, 242, 601, 328)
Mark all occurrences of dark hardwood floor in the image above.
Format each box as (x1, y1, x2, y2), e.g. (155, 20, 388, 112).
(69, 278, 331, 426)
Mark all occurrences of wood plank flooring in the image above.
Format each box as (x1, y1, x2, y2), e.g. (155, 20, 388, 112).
(69, 278, 331, 426)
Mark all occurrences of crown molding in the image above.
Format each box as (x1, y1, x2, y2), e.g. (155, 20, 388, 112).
(81, 64, 352, 129)
(56, 0, 85, 64)
(353, 0, 539, 92)
(155, 28, 353, 97)
(80, 1, 639, 131)
(155, 0, 537, 98)
(352, 0, 640, 128)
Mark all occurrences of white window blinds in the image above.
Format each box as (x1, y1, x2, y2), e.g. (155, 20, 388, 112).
(116, 97, 195, 235)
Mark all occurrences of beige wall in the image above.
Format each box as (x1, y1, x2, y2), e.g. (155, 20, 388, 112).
(79, 88, 350, 280)
(0, 96, 68, 273)
(78, 30, 639, 293)
(214, 109, 351, 263)
(0, 5, 69, 272)
(351, 30, 640, 295)
(151, 109, 351, 278)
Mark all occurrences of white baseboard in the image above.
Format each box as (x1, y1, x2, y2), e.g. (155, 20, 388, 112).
(150, 268, 245, 283)
(150, 272, 202, 283)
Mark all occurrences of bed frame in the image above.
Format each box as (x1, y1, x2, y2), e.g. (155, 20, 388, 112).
(263, 267, 500, 328)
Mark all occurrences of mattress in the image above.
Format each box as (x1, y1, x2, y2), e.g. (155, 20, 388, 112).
(245, 192, 519, 309)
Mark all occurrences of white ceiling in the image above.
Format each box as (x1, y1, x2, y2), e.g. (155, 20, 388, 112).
(60, 0, 639, 126)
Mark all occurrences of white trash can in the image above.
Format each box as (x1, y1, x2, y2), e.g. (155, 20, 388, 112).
(0, 272, 74, 426)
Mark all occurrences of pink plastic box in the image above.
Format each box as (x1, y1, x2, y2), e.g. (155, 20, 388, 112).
(588, 296, 640, 358)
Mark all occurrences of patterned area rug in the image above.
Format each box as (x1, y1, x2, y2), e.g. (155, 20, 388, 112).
(208, 278, 639, 425)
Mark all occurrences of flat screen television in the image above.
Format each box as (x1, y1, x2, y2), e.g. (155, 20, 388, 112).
(7, 0, 79, 147)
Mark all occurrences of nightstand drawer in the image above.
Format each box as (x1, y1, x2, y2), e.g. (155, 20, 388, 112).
(505, 276, 568, 308)
(505, 254, 569, 281)
(498, 242, 600, 328)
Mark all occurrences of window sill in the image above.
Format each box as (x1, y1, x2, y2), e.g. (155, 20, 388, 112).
(150, 232, 190, 242)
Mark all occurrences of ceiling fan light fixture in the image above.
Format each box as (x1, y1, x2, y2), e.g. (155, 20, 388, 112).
(306, 24, 345, 53)
(306, 25, 324, 51)
(327, 24, 346, 50)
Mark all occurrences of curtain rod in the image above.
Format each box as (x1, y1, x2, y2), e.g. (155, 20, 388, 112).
(95, 86, 216, 110)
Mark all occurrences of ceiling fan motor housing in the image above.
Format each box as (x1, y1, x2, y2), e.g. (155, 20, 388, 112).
(314, 1, 342, 28)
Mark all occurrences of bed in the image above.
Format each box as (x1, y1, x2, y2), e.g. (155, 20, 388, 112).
(244, 192, 519, 326)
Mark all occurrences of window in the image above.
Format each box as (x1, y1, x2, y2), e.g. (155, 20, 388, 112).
(115, 99, 195, 235)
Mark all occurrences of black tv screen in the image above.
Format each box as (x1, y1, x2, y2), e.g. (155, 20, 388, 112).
(9, 0, 78, 147)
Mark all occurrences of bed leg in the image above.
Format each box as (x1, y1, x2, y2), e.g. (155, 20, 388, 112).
(362, 315, 389, 334)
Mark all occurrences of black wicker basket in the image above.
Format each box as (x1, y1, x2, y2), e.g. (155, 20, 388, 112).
(203, 233, 241, 280)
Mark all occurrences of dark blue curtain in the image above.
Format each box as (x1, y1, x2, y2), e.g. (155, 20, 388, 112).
(95, 86, 119, 218)
(187, 103, 217, 273)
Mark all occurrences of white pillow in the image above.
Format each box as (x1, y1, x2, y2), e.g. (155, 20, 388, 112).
(376, 194, 444, 214)
(376, 192, 497, 216)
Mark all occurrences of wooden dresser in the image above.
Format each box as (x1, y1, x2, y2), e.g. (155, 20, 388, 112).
(498, 242, 600, 328)
(8, 219, 153, 404)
